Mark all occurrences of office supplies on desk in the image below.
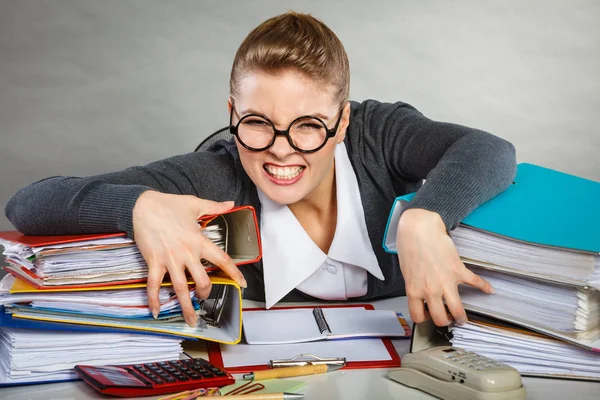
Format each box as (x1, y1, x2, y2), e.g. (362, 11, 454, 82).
(242, 304, 406, 344)
(412, 316, 600, 381)
(388, 346, 526, 400)
(383, 163, 600, 288)
(202, 305, 405, 373)
(0, 205, 261, 289)
(268, 353, 347, 368)
(243, 363, 342, 380)
(220, 379, 306, 396)
(216, 393, 303, 400)
(206, 336, 400, 373)
(4, 274, 244, 343)
(74, 357, 234, 397)
(0, 327, 182, 386)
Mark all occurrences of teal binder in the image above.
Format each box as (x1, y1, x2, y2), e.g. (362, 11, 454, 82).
(383, 163, 600, 254)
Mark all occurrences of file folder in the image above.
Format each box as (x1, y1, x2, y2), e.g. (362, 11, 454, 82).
(383, 163, 600, 254)
(4, 274, 244, 344)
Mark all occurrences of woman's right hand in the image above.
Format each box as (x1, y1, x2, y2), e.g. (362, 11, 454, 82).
(132, 191, 247, 326)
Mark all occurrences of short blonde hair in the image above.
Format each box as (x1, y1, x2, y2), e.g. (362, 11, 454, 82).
(230, 12, 350, 107)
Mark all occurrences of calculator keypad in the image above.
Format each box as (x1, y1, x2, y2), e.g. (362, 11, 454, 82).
(126, 359, 229, 387)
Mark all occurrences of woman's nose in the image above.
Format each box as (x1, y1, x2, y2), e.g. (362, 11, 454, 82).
(268, 134, 295, 158)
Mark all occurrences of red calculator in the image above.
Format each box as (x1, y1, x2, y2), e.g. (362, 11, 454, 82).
(74, 358, 235, 397)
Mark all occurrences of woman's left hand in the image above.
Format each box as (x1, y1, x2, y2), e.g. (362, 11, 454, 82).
(396, 208, 494, 327)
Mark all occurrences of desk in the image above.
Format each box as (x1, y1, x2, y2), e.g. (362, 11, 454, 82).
(1, 296, 598, 400)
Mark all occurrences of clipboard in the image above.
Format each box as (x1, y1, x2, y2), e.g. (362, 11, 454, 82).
(206, 304, 404, 373)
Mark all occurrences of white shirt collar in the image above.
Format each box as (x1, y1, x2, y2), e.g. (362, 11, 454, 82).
(258, 143, 384, 308)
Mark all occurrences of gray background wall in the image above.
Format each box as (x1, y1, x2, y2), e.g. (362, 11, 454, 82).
(1, 0, 599, 238)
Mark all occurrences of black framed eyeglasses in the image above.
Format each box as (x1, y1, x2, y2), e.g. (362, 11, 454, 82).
(229, 106, 344, 153)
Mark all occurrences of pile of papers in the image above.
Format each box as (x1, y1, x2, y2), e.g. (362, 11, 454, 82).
(450, 318, 600, 380)
(459, 266, 600, 342)
(451, 225, 600, 288)
(0, 226, 224, 387)
(0, 225, 225, 288)
(0, 327, 182, 385)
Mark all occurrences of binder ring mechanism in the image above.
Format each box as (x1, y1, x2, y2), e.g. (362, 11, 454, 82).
(268, 354, 347, 369)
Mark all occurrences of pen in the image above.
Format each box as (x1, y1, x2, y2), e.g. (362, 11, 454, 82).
(213, 393, 303, 400)
(243, 364, 343, 380)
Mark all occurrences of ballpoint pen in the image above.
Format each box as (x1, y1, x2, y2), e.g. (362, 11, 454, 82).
(243, 364, 343, 380)
(214, 393, 303, 400)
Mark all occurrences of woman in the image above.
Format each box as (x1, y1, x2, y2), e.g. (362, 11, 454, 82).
(5, 12, 515, 328)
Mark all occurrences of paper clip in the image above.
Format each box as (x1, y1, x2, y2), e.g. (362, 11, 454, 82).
(159, 388, 207, 400)
(221, 380, 266, 395)
(269, 353, 347, 368)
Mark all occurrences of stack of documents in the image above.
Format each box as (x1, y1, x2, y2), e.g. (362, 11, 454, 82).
(451, 226, 600, 289)
(0, 327, 182, 385)
(383, 163, 600, 355)
(449, 317, 600, 380)
(0, 206, 260, 386)
(0, 274, 198, 322)
(459, 266, 600, 346)
(0, 225, 224, 289)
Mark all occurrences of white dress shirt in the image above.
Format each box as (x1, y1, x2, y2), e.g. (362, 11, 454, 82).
(258, 143, 385, 308)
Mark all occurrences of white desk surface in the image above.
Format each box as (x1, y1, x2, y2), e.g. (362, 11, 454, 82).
(1, 296, 598, 400)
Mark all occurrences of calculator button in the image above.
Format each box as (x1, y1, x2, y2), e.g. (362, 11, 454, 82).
(188, 372, 202, 379)
(133, 365, 146, 372)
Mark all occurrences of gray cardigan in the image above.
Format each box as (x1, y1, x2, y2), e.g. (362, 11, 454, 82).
(5, 100, 517, 302)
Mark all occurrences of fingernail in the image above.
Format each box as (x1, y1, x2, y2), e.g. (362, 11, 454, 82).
(239, 278, 247, 289)
(186, 316, 197, 327)
(152, 309, 158, 319)
(489, 287, 496, 294)
(456, 317, 467, 326)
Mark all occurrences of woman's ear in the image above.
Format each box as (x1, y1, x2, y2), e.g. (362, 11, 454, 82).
(336, 102, 351, 144)
(227, 97, 233, 114)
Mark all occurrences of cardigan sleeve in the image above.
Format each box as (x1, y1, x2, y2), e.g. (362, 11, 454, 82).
(5, 146, 241, 238)
(351, 99, 516, 230)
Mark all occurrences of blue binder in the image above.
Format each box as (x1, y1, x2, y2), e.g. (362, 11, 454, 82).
(383, 163, 600, 253)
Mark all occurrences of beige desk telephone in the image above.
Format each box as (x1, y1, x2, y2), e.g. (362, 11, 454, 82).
(388, 346, 526, 400)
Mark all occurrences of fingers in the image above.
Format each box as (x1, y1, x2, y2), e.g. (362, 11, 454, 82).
(146, 261, 166, 319)
(444, 288, 468, 325)
(426, 297, 453, 327)
(185, 255, 213, 300)
(194, 199, 235, 217)
(199, 235, 247, 288)
(167, 262, 198, 327)
(460, 268, 494, 294)
(407, 296, 428, 324)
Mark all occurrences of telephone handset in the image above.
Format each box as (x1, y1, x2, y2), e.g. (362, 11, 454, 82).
(388, 346, 526, 400)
